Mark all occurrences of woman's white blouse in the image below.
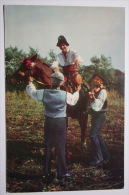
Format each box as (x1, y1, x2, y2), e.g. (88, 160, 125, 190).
(91, 89, 107, 112)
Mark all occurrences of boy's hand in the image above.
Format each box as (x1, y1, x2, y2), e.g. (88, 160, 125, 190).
(28, 76, 34, 82)
(53, 68, 60, 72)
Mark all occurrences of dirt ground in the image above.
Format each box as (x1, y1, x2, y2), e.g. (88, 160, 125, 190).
(6, 103, 124, 192)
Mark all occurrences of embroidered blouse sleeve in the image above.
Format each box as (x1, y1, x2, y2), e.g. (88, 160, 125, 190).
(91, 89, 107, 111)
(66, 91, 79, 106)
(26, 82, 44, 101)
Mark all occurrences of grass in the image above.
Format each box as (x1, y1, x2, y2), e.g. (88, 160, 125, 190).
(6, 90, 124, 192)
(107, 90, 124, 106)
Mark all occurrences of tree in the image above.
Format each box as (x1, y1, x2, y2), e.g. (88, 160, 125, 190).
(28, 47, 39, 57)
(89, 55, 115, 89)
(80, 55, 124, 96)
(80, 55, 113, 83)
(41, 49, 56, 65)
(5, 46, 27, 78)
(113, 69, 124, 97)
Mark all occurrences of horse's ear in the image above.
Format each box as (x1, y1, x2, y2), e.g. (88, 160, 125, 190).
(31, 54, 37, 61)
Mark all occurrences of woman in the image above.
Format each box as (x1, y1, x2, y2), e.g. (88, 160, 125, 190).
(88, 74, 110, 166)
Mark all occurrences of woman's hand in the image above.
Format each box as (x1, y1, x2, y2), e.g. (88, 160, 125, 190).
(76, 84, 81, 91)
(89, 92, 95, 101)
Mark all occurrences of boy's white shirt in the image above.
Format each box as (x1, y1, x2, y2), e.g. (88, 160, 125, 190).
(26, 82, 79, 106)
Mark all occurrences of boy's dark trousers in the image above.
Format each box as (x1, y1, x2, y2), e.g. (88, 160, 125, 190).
(44, 116, 67, 177)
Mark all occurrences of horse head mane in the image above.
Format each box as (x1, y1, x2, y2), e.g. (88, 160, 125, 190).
(27, 54, 52, 88)
(34, 55, 52, 77)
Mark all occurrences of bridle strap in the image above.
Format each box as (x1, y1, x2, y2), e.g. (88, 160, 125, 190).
(32, 77, 51, 86)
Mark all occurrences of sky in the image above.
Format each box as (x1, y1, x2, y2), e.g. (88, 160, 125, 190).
(4, 5, 125, 71)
